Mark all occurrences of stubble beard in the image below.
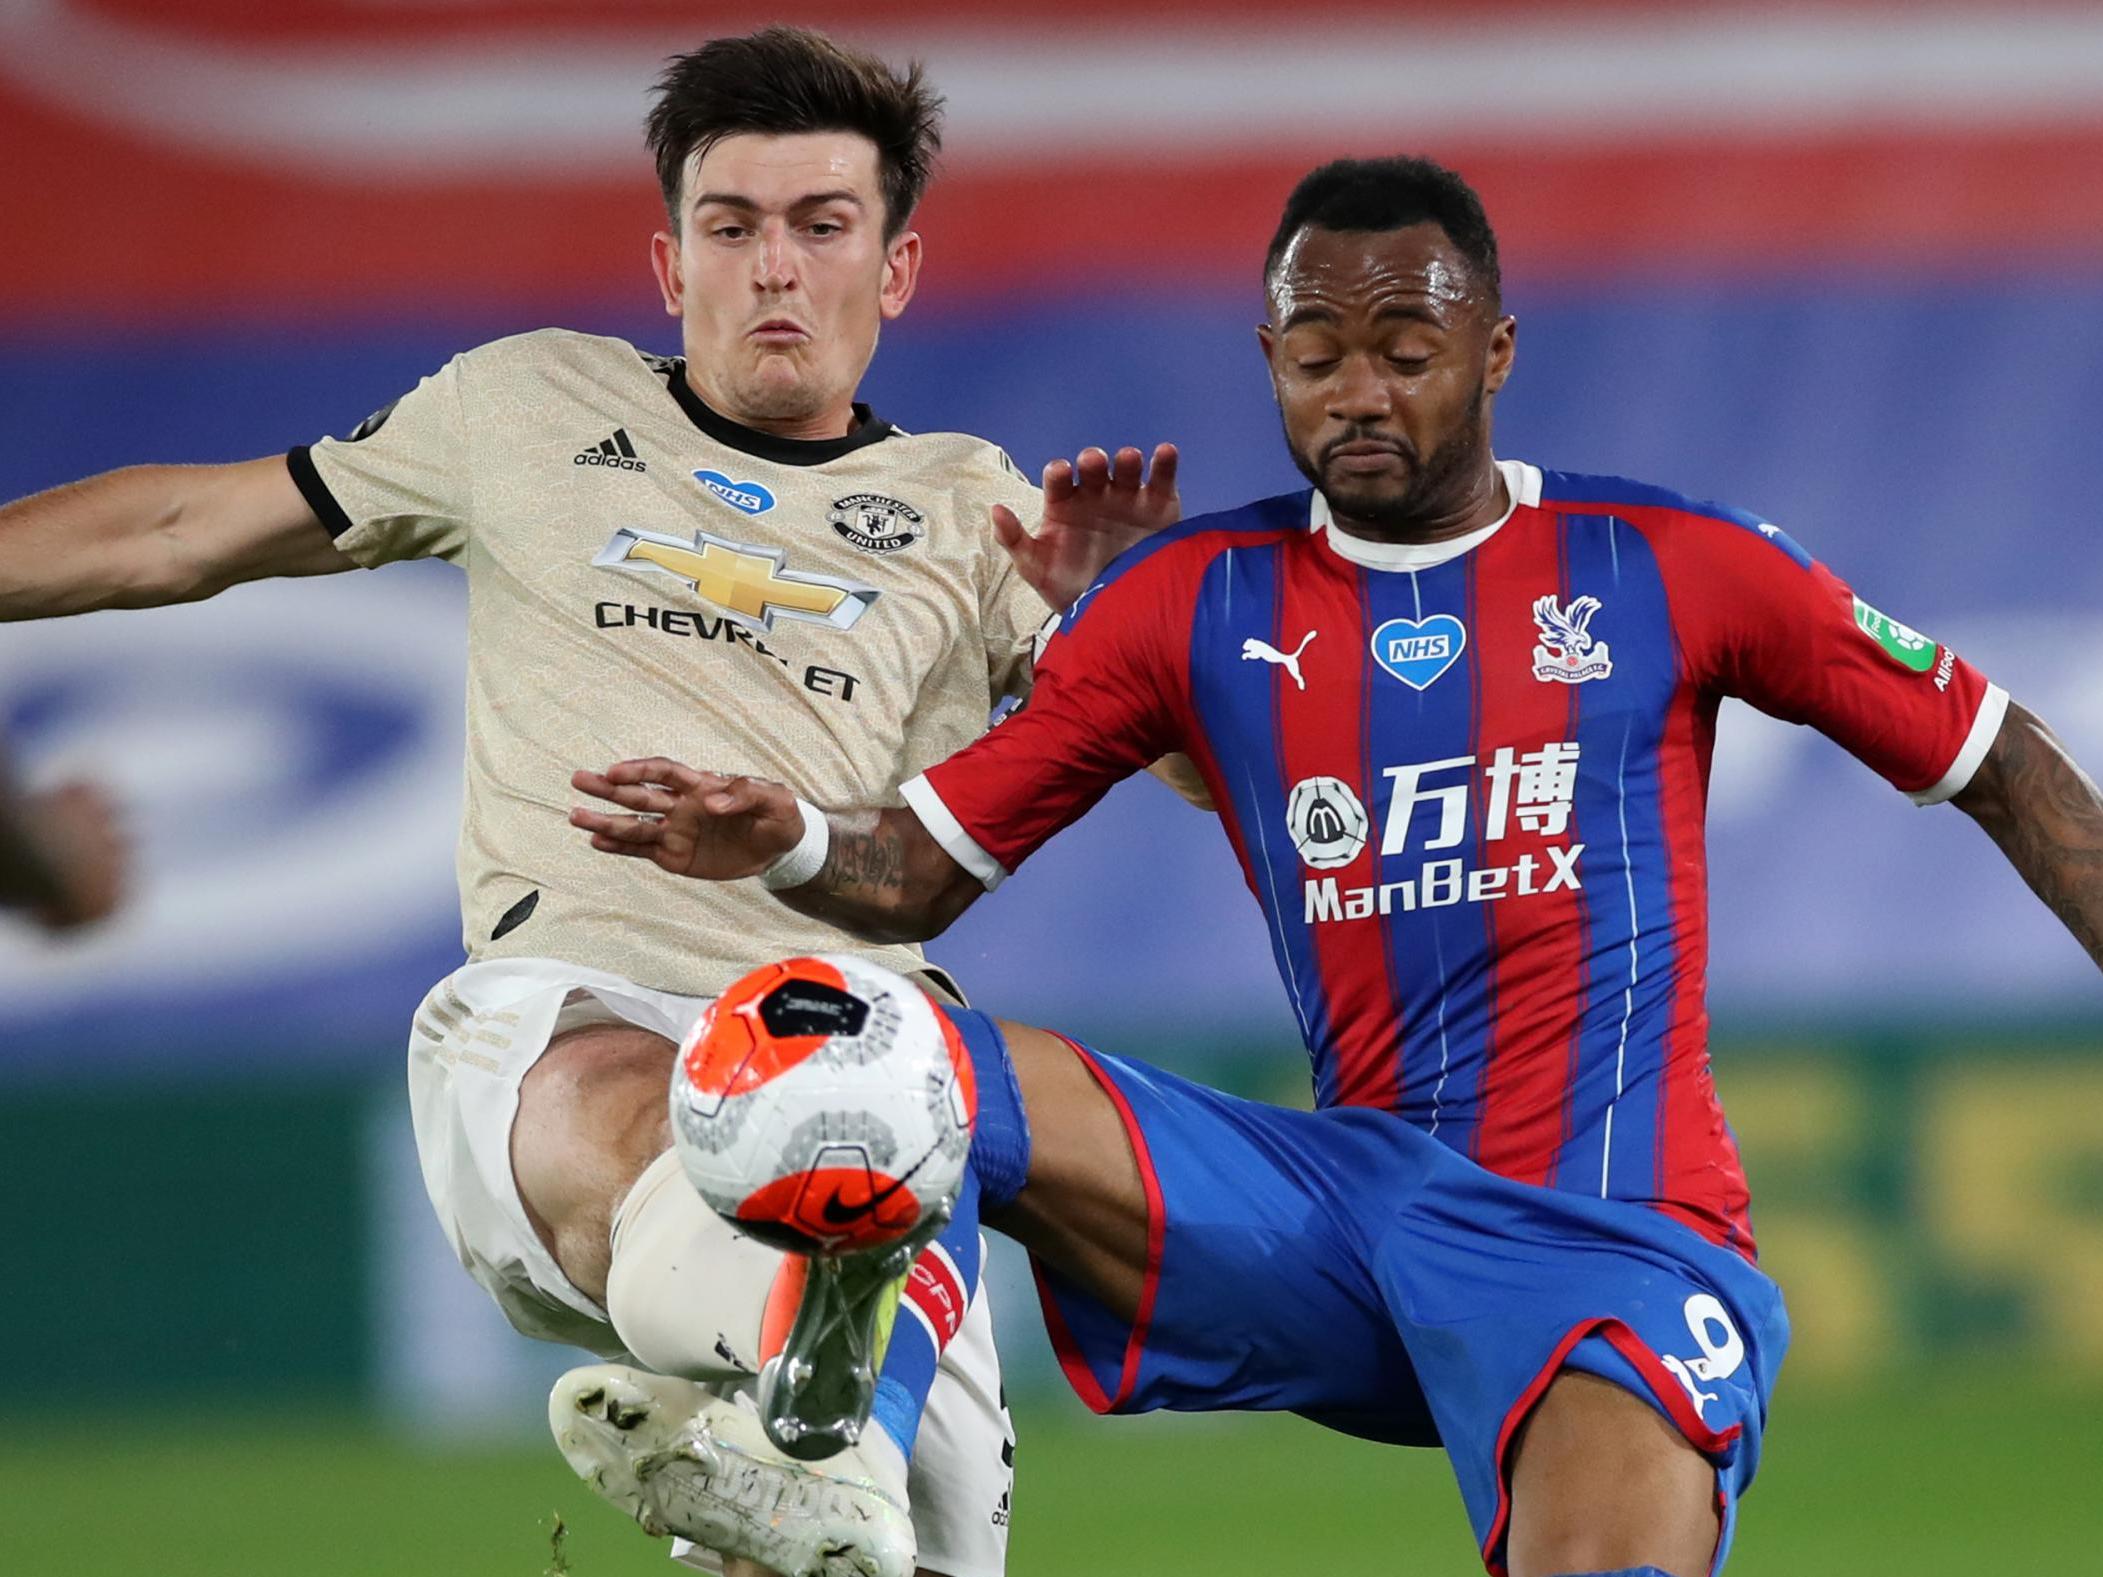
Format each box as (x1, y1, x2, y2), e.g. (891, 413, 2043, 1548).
(1288, 379, 1491, 537)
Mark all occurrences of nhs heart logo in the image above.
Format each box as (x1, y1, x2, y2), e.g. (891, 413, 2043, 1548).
(1370, 615, 1467, 690)
(693, 470, 776, 515)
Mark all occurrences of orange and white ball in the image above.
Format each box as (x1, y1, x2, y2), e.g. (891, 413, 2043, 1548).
(670, 955, 977, 1256)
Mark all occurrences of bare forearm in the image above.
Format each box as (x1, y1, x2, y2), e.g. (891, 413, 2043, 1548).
(572, 766, 992, 936)
(3, 466, 207, 618)
(0, 459, 340, 620)
(772, 807, 985, 944)
(1954, 700, 2103, 968)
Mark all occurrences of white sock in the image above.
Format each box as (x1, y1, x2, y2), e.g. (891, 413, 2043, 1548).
(862, 1418, 909, 1497)
(604, 1150, 782, 1381)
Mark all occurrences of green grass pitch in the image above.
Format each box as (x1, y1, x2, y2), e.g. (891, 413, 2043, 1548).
(10, 1367, 2096, 1575)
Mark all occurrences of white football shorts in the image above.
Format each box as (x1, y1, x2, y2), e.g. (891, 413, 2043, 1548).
(405, 955, 1014, 1577)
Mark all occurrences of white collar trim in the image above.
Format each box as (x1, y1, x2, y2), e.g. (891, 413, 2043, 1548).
(1313, 459, 1542, 572)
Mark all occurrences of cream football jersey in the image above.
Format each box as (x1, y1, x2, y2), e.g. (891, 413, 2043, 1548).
(288, 328, 1045, 996)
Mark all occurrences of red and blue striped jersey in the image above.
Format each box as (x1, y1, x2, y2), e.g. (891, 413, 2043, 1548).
(904, 462, 2006, 1255)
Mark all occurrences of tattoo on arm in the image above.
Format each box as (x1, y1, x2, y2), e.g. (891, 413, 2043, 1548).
(815, 823, 908, 903)
(772, 806, 980, 943)
(1955, 700, 2103, 968)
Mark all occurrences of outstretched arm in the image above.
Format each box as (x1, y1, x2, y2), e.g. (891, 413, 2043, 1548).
(0, 457, 346, 621)
(1953, 699, 2103, 970)
(570, 760, 983, 944)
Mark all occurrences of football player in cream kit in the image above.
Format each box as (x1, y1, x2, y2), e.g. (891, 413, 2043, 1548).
(0, 27, 1180, 1577)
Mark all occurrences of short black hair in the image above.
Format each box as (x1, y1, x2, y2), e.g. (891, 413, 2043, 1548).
(646, 26, 944, 240)
(1264, 156, 1501, 310)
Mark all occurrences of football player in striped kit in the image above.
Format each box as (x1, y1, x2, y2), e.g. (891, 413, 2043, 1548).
(574, 156, 2103, 1577)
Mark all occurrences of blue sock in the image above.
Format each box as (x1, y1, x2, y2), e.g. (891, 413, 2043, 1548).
(869, 1168, 982, 1459)
(944, 1008, 1032, 1208)
(1549, 1568, 1677, 1576)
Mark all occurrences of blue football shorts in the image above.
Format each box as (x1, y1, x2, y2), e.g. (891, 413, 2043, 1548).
(1025, 1040, 1789, 1576)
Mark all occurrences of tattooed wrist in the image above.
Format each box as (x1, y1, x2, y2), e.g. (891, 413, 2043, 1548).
(769, 804, 978, 945)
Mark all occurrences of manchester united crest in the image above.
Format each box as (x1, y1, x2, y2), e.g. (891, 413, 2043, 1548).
(830, 493, 926, 554)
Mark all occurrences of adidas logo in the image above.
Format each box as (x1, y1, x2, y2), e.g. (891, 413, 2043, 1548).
(575, 428, 646, 472)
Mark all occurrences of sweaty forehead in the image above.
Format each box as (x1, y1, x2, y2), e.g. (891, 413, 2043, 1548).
(1268, 223, 1483, 325)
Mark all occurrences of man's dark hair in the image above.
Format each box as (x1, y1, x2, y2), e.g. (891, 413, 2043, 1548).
(646, 26, 943, 240)
(1264, 156, 1502, 310)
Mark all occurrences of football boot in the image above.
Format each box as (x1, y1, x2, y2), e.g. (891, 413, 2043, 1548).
(756, 1198, 951, 1461)
(549, 1362, 913, 1577)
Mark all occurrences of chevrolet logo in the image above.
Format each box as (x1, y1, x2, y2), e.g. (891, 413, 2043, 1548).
(593, 526, 879, 633)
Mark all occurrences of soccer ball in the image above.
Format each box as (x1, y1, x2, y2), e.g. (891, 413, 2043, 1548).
(670, 955, 977, 1256)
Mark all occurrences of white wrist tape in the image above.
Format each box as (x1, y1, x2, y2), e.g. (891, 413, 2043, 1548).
(760, 797, 830, 890)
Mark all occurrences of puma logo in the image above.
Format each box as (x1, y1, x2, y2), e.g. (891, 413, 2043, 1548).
(1661, 1353, 1720, 1418)
(1241, 629, 1318, 690)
